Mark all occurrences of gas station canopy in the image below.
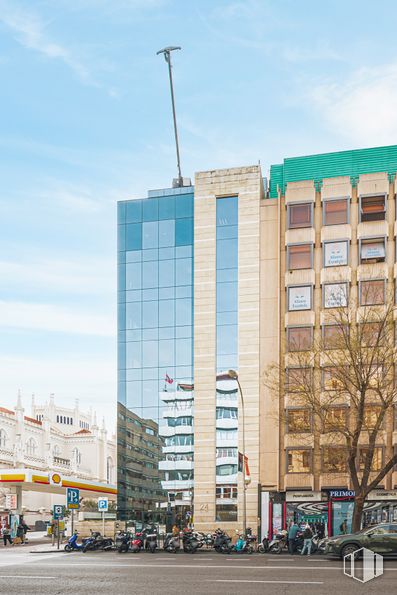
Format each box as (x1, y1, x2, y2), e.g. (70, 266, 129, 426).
(0, 468, 117, 499)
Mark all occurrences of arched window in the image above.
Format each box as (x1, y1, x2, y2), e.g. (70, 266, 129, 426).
(107, 457, 114, 483)
(72, 448, 81, 465)
(0, 429, 7, 448)
(26, 437, 37, 456)
(52, 444, 61, 457)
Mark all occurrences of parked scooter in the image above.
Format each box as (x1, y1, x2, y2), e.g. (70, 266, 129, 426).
(64, 531, 84, 552)
(232, 533, 256, 554)
(213, 529, 232, 554)
(82, 531, 113, 552)
(144, 529, 158, 553)
(182, 530, 200, 553)
(164, 532, 180, 553)
(258, 535, 270, 554)
(116, 530, 131, 553)
(268, 530, 288, 554)
(129, 531, 145, 553)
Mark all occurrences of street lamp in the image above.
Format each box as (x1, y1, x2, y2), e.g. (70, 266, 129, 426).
(228, 369, 247, 537)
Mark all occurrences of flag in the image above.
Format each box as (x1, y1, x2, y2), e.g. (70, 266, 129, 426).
(244, 455, 251, 485)
(165, 373, 174, 385)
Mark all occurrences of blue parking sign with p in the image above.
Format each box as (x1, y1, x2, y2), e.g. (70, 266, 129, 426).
(98, 497, 108, 512)
(67, 487, 80, 510)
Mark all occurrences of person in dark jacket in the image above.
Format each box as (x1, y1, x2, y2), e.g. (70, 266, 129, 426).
(301, 524, 313, 556)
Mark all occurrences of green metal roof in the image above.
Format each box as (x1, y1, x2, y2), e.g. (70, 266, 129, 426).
(269, 144, 397, 198)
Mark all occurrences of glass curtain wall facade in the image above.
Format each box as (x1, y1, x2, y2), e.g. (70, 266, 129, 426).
(117, 187, 194, 523)
(215, 196, 239, 521)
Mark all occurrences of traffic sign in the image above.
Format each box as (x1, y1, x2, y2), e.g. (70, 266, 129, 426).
(67, 487, 80, 510)
(53, 504, 64, 520)
(98, 497, 108, 512)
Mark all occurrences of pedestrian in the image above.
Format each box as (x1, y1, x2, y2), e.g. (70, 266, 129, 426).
(340, 519, 347, 535)
(301, 524, 313, 556)
(16, 523, 24, 544)
(2, 526, 12, 546)
(288, 521, 300, 554)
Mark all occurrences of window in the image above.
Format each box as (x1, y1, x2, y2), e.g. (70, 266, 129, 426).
(167, 416, 193, 427)
(323, 240, 348, 267)
(324, 407, 347, 432)
(287, 449, 312, 473)
(360, 280, 385, 306)
(358, 447, 383, 472)
(107, 457, 114, 483)
(72, 448, 82, 465)
(360, 195, 386, 222)
(26, 438, 37, 456)
(287, 244, 312, 270)
(363, 406, 382, 430)
(216, 407, 238, 419)
(360, 238, 386, 263)
(0, 429, 7, 448)
(288, 285, 312, 311)
(216, 464, 238, 476)
(323, 325, 347, 349)
(323, 283, 348, 308)
(287, 326, 312, 352)
(52, 444, 61, 457)
(216, 429, 238, 441)
(216, 484, 238, 499)
(360, 322, 384, 347)
(286, 409, 312, 433)
(322, 447, 347, 472)
(322, 368, 344, 391)
(286, 368, 312, 392)
(216, 447, 238, 458)
(165, 434, 194, 446)
(288, 203, 312, 229)
(323, 199, 349, 225)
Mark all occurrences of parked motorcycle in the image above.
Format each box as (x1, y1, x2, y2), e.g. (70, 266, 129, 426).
(116, 530, 131, 553)
(269, 531, 288, 554)
(258, 535, 270, 553)
(144, 529, 158, 553)
(164, 533, 180, 553)
(213, 529, 232, 554)
(82, 531, 113, 553)
(129, 531, 145, 553)
(233, 534, 255, 554)
(182, 530, 200, 553)
(64, 531, 84, 552)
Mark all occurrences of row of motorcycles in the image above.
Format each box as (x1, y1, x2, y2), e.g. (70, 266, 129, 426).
(65, 526, 327, 555)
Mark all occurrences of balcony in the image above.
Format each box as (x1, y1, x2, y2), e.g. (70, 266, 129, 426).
(163, 406, 193, 418)
(160, 390, 194, 403)
(215, 455, 238, 467)
(161, 479, 194, 490)
(162, 444, 194, 455)
(159, 424, 194, 437)
(216, 473, 238, 484)
(216, 395, 237, 408)
(159, 459, 194, 471)
(53, 456, 71, 468)
(216, 418, 238, 430)
(216, 437, 238, 448)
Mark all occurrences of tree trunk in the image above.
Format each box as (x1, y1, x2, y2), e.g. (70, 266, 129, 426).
(351, 496, 365, 533)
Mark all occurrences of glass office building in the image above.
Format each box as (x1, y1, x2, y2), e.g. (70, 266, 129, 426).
(117, 186, 194, 523)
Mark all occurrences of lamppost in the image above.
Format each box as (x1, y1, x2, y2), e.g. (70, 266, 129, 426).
(227, 369, 246, 536)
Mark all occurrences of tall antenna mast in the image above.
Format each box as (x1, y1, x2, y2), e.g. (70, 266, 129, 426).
(157, 46, 184, 188)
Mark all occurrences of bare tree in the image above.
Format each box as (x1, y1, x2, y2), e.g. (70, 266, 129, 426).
(267, 283, 397, 533)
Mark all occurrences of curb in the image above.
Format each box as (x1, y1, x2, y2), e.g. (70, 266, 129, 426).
(29, 550, 68, 554)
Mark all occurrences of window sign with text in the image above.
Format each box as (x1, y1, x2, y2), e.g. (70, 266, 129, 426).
(324, 283, 348, 308)
(324, 241, 348, 267)
(288, 286, 312, 311)
(361, 241, 385, 261)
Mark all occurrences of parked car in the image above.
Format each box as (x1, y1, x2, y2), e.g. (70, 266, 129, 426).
(325, 523, 397, 558)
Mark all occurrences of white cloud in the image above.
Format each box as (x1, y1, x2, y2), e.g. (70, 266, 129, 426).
(308, 62, 397, 145)
(0, 0, 102, 88)
(0, 257, 115, 297)
(0, 301, 115, 337)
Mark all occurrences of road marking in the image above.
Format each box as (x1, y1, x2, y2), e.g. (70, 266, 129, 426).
(22, 562, 343, 570)
(225, 558, 250, 561)
(207, 579, 324, 585)
(0, 576, 56, 579)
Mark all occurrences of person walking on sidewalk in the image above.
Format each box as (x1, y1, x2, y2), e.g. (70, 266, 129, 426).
(301, 524, 313, 556)
(2, 526, 12, 546)
(288, 522, 300, 555)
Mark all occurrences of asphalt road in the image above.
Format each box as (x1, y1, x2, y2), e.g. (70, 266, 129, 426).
(1, 550, 396, 594)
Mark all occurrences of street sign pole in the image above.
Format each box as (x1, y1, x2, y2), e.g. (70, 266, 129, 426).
(71, 509, 74, 535)
(57, 519, 60, 550)
(102, 510, 105, 537)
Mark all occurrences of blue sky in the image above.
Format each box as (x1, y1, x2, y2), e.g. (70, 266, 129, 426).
(0, 0, 396, 430)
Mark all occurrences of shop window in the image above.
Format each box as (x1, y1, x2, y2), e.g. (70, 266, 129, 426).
(323, 283, 348, 308)
(360, 238, 386, 263)
(323, 240, 348, 267)
(322, 325, 347, 350)
(359, 280, 385, 306)
(287, 449, 312, 473)
(323, 199, 349, 225)
(358, 447, 383, 472)
(286, 409, 312, 433)
(322, 447, 347, 472)
(323, 407, 347, 432)
(215, 503, 237, 521)
(287, 285, 312, 311)
(287, 203, 313, 229)
(286, 367, 312, 393)
(322, 367, 345, 391)
(360, 195, 386, 222)
(286, 326, 312, 352)
(287, 244, 313, 270)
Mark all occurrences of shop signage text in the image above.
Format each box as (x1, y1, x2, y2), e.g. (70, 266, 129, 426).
(367, 490, 397, 501)
(330, 490, 355, 498)
(286, 491, 322, 502)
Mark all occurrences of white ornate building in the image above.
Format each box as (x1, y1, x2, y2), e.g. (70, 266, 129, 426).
(0, 393, 116, 524)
